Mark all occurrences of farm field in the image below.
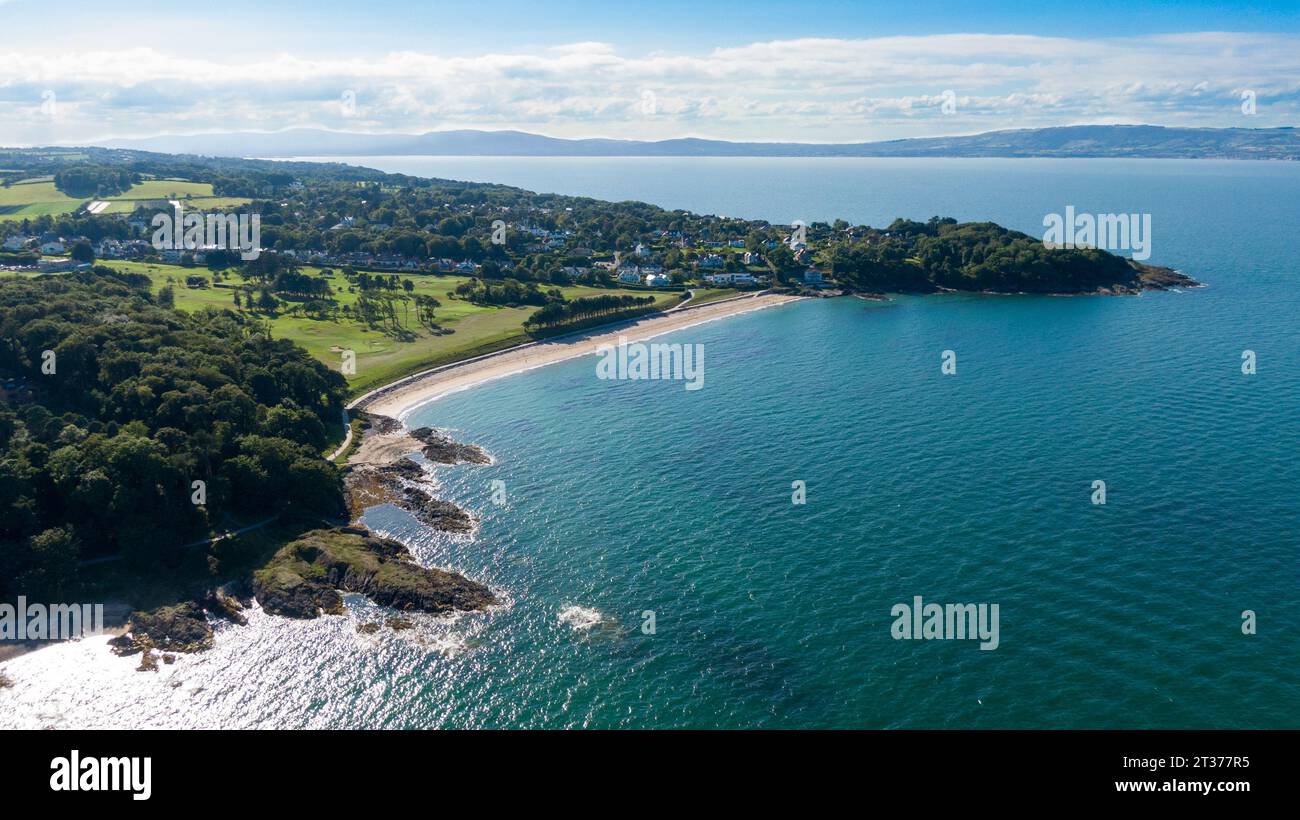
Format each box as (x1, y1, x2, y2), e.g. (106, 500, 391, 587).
(0, 178, 252, 221)
(0, 181, 83, 220)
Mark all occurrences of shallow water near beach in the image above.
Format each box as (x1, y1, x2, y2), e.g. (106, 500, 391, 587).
(3, 158, 1298, 728)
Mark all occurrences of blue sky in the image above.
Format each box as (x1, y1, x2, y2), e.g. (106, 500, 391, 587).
(2, 0, 1298, 144)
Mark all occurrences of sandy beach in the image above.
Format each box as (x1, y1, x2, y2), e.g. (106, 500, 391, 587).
(349, 292, 801, 459)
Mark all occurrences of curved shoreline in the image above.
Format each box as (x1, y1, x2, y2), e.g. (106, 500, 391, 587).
(352, 291, 803, 428)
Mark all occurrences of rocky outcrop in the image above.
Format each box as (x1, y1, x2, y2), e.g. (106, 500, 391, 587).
(108, 588, 252, 659)
(110, 601, 213, 655)
(253, 528, 496, 620)
(251, 572, 344, 619)
(344, 457, 476, 532)
(201, 589, 248, 626)
(1132, 262, 1201, 291)
(361, 412, 405, 436)
(410, 427, 491, 465)
(399, 486, 475, 532)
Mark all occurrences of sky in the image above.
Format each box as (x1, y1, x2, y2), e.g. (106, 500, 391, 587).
(1, 0, 1298, 146)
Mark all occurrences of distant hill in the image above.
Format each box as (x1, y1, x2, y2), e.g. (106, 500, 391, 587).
(96, 124, 1300, 161)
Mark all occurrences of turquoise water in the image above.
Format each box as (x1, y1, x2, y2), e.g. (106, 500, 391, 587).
(3, 158, 1297, 728)
(379, 158, 1300, 728)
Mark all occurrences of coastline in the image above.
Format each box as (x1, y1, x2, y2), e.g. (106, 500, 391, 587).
(353, 291, 803, 431)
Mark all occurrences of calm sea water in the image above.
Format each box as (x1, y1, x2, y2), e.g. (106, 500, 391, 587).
(3, 158, 1298, 728)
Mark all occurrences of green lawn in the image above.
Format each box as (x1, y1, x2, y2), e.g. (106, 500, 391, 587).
(100, 261, 681, 397)
(686, 287, 739, 305)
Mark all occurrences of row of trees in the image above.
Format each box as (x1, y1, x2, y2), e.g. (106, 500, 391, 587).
(525, 293, 658, 330)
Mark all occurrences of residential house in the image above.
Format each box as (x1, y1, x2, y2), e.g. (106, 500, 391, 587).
(703, 272, 756, 286)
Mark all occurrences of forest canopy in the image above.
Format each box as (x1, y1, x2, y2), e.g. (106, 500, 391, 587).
(0, 268, 348, 598)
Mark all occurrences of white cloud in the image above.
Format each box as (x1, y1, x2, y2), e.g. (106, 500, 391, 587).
(1, 32, 1298, 145)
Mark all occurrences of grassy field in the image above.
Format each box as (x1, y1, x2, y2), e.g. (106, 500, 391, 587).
(99, 180, 252, 214)
(96, 196, 253, 215)
(105, 180, 215, 200)
(98, 261, 683, 396)
(686, 287, 739, 305)
(0, 178, 252, 221)
(0, 181, 83, 220)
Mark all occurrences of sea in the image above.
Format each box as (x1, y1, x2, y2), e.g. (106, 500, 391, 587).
(2, 156, 1296, 728)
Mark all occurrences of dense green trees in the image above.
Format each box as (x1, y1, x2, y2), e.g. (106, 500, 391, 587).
(0, 269, 348, 597)
(453, 278, 557, 308)
(830, 218, 1136, 293)
(53, 166, 140, 198)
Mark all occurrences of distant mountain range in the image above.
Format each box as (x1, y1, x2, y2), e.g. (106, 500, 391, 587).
(97, 124, 1300, 161)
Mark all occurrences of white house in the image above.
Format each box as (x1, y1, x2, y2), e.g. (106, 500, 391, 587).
(644, 273, 671, 287)
(39, 240, 65, 254)
(704, 272, 756, 286)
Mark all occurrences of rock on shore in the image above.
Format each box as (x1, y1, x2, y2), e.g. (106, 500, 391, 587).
(344, 457, 476, 532)
(1131, 261, 1201, 290)
(409, 426, 491, 464)
(253, 528, 496, 619)
(107, 590, 250, 663)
